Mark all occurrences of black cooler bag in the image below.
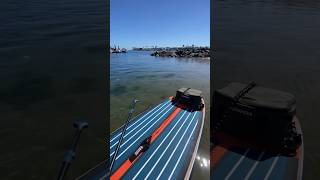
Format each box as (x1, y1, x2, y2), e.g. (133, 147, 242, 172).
(212, 82, 297, 146)
(174, 88, 203, 111)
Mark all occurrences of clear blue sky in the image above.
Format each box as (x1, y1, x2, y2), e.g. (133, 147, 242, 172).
(110, 0, 210, 49)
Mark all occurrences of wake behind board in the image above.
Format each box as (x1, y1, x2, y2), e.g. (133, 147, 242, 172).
(210, 116, 303, 180)
(109, 88, 205, 180)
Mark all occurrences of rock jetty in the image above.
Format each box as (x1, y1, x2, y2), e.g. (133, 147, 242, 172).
(151, 47, 209, 58)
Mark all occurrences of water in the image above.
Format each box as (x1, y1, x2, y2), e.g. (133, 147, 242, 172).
(213, 0, 320, 179)
(0, 0, 107, 179)
(110, 51, 210, 179)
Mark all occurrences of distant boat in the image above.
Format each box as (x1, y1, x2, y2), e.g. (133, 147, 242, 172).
(121, 48, 127, 53)
(110, 46, 126, 53)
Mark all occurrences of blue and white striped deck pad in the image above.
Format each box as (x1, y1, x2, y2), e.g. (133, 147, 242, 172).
(211, 146, 303, 180)
(110, 98, 204, 179)
(211, 117, 303, 180)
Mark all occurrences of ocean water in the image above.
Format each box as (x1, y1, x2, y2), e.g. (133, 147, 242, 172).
(0, 0, 107, 179)
(110, 51, 210, 179)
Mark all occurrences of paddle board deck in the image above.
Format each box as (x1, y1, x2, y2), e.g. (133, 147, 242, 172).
(210, 117, 303, 180)
(109, 97, 205, 179)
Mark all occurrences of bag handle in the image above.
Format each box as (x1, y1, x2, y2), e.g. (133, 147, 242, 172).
(233, 82, 256, 102)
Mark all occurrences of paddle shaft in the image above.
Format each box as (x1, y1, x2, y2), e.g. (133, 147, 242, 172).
(57, 121, 88, 180)
(109, 99, 139, 172)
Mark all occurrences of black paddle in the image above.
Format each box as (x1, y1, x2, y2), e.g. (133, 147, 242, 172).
(109, 99, 139, 173)
(57, 121, 88, 180)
